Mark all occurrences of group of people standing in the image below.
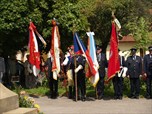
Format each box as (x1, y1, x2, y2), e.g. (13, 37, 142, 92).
(110, 46, 152, 100)
(46, 44, 152, 101)
(0, 45, 152, 102)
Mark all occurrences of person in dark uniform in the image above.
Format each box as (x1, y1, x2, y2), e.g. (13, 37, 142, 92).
(46, 52, 58, 99)
(71, 54, 86, 101)
(126, 48, 142, 99)
(61, 45, 74, 99)
(96, 45, 108, 99)
(0, 57, 5, 83)
(143, 46, 152, 99)
(112, 49, 126, 99)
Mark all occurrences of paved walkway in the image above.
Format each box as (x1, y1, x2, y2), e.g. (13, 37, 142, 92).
(34, 96, 152, 114)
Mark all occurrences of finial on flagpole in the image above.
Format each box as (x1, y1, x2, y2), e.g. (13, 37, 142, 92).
(87, 27, 90, 32)
(112, 11, 115, 19)
(29, 19, 32, 22)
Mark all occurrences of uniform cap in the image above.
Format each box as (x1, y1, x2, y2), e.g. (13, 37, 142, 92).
(96, 45, 102, 50)
(130, 48, 137, 52)
(118, 48, 120, 52)
(148, 46, 152, 51)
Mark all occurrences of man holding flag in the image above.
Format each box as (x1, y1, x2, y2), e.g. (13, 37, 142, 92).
(71, 53, 86, 101)
(96, 45, 108, 99)
(46, 19, 61, 99)
(50, 19, 61, 81)
(107, 14, 120, 81)
(73, 32, 97, 101)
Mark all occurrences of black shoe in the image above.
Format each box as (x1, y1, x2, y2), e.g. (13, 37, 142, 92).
(73, 96, 80, 101)
(68, 93, 73, 99)
(68, 95, 73, 99)
(81, 97, 86, 102)
(98, 96, 103, 100)
(54, 95, 58, 99)
(118, 96, 123, 100)
(134, 96, 139, 99)
(49, 94, 54, 99)
(53, 92, 58, 99)
(130, 96, 135, 99)
(146, 95, 151, 99)
(129, 95, 134, 99)
(114, 96, 118, 100)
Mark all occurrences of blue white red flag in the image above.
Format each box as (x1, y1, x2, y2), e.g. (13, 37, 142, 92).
(73, 33, 96, 76)
(86, 32, 99, 87)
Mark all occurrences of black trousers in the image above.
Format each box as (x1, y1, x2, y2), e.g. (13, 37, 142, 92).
(68, 86, 73, 98)
(146, 75, 152, 97)
(49, 75, 58, 97)
(112, 76, 123, 97)
(130, 78, 140, 97)
(96, 76, 104, 98)
(73, 73, 86, 99)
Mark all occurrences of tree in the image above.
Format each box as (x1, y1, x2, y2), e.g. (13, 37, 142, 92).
(45, 0, 96, 52)
(0, 0, 151, 57)
(0, 0, 44, 57)
(88, 0, 126, 52)
(123, 0, 152, 55)
(88, 0, 152, 52)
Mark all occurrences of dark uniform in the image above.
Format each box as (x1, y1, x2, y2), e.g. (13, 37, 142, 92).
(71, 54, 86, 101)
(112, 54, 125, 99)
(126, 48, 142, 99)
(143, 46, 152, 99)
(63, 54, 74, 99)
(46, 57, 58, 99)
(0, 57, 5, 83)
(96, 46, 108, 99)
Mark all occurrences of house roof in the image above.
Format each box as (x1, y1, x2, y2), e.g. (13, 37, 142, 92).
(149, 9, 152, 15)
(119, 35, 135, 42)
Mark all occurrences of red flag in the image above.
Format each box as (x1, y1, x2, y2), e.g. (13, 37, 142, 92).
(51, 20, 60, 80)
(29, 22, 40, 76)
(107, 22, 120, 80)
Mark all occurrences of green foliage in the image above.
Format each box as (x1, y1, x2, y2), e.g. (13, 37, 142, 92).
(126, 17, 152, 49)
(0, 0, 151, 56)
(12, 83, 44, 114)
(89, 0, 152, 52)
(19, 96, 34, 108)
(0, 0, 43, 56)
(25, 87, 49, 96)
(47, 0, 95, 32)
(12, 76, 147, 99)
(19, 94, 44, 114)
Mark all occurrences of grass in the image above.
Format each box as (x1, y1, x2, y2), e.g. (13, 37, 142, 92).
(12, 77, 147, 98)
(25, 87, 49, 96)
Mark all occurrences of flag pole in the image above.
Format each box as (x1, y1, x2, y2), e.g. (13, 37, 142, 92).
(74, 46, 78, 101)
(74, 53, 78, 101)
(73, 26, 78, 101)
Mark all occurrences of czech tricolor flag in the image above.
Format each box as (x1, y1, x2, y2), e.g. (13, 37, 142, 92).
(73, 33, 96, 76)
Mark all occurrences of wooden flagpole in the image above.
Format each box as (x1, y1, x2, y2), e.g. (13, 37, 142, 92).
(73, 25, 78, 101)
(74, 54, 78, 101)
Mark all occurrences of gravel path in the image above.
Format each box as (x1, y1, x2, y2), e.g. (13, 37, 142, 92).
(34, 96, 152, 114)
